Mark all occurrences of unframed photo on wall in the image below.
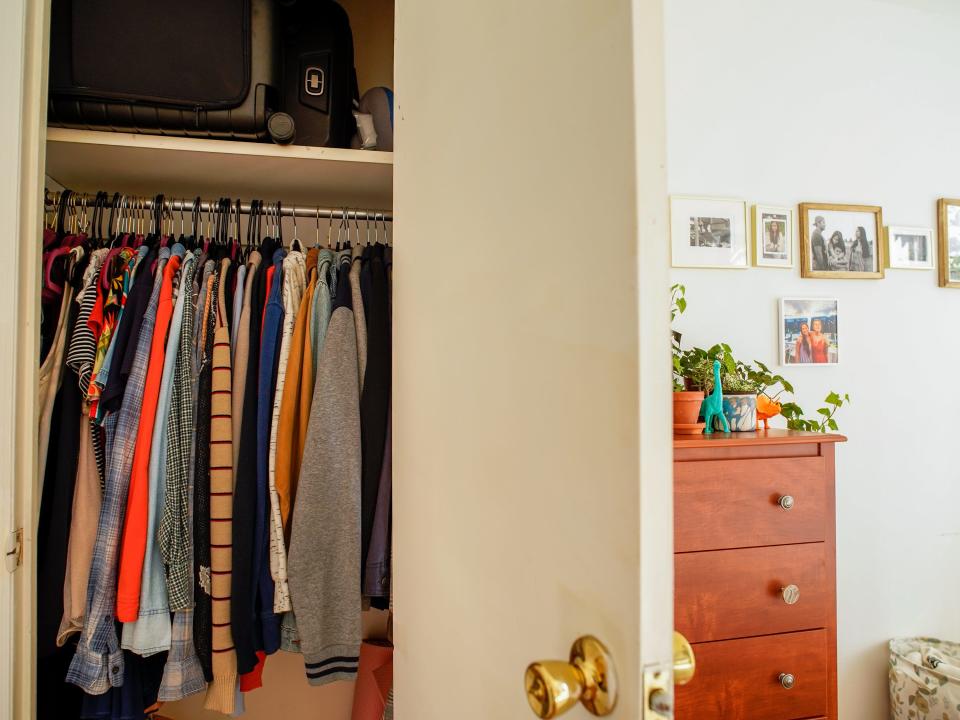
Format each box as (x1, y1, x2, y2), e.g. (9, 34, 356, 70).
(780, 297, 839, 366)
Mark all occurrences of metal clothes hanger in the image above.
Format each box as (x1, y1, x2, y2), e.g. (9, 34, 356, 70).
(276, 201, 283, 246)
(290, 203, 304, 253)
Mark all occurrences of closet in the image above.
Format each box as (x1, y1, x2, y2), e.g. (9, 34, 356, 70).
(7, 1, 674, 719)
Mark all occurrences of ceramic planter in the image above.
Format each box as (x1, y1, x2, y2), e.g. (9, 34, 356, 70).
(715, 393, 757, 432)
(673, 390, 705, 434)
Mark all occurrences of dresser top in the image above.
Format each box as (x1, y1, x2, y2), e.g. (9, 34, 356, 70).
(673, 428, 846, 449)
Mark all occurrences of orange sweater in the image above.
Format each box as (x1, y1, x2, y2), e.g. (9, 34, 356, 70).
(275, 265, 318, 538)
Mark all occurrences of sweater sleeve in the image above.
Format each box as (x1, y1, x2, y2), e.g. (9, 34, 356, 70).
(287, 301, 362, 686)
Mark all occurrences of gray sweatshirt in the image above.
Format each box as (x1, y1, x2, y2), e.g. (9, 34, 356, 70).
(287, 258, 362, 686)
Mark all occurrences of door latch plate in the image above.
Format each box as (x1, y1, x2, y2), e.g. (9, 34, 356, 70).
(4, 528, 22, 573)
(643, 665, 672, 720)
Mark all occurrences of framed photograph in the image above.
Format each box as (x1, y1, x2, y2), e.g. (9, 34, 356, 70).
(937, 198, 960, 287)
(886, 226, 934, 270)
(780, 298, 840, 366)
(799, 202, 884, 279)
(670, 196, 748, 269)
(753, 204, 793, 268)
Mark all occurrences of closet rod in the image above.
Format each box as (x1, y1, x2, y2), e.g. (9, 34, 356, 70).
(55, 193, 393, 222)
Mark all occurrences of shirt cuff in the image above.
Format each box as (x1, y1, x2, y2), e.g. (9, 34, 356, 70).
(65, 642, 124, 695)
(303, 644, 360, 687)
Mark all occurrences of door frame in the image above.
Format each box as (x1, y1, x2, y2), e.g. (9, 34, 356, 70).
(4, 0, 51, 718)
(632, 0, 674, 678)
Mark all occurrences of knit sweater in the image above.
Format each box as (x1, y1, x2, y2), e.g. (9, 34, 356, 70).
(205, 258, 238, 712)
(288, 253, 362, 686)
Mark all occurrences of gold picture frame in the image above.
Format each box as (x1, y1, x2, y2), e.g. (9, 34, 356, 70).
(937, 198, 960, 287)
(799, 202, 885, 279)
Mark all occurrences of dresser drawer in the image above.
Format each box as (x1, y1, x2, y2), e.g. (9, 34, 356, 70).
(675, 629, 828, 720)
(675, 543, 828, 643)
(674, 457, 827, 552)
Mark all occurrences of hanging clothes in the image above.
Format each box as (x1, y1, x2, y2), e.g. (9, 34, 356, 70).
(268, 248, 305, 615)
(38, 193, 393, 718)
(288, 251, 362, 686)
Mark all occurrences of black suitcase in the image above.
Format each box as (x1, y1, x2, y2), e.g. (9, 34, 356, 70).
(48, 0, 279, 140)
(269, 0, 359, 148)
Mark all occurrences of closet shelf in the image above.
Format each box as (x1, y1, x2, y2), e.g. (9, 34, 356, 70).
(45, 128, 393, 210)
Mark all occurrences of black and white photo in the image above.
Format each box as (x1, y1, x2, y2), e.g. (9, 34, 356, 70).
(799, 203, 884, 279)
(671, 196, 748, 268)
(887, 226, 934, 270)
(689, 217, 731, 247)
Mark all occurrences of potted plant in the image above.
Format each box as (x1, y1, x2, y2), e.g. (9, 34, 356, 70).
(669, 285, 851, 435)
(671, 285, 704, 434)
(684, 349, 760, 432)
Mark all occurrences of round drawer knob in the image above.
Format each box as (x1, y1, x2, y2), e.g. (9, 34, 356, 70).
(779, 672, 795, 689)
(781, 584, 800, 605)
(778, 495, 795, 510)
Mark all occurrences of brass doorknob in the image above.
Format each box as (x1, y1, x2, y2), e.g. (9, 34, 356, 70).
(524, 636, 617, 718)
(779, 672, 796, 689)
(673, 631, 696, 686)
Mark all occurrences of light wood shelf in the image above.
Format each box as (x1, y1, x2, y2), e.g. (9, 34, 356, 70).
(45, 128, 393, 210)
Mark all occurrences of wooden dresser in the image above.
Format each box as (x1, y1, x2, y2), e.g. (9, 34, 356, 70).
(673, 430, 845, 720)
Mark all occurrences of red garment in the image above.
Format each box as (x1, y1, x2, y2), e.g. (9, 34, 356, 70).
(239, 651, 266, 692)
(810, 333, 830, 363)
(261, 266, 275, 330)
(115, 254, 182, 621)
(351, 640, 393, 720)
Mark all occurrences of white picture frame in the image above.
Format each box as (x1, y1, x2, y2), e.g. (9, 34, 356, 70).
(780, 297, 840, 366)
(752, 204, 793, 268)
(887, 225, 935, 270)
(670, 196, 748, 269)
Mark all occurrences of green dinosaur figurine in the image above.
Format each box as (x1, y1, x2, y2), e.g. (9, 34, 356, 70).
(700, 358, 729, 434)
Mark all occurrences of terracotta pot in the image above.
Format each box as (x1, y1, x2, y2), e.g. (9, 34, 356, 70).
(673, 390, 704, 426)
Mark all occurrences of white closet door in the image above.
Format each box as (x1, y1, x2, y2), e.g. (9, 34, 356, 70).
(393, 0, 673, 718)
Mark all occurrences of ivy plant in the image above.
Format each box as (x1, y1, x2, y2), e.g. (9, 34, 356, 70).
(781, 392, 850, 433)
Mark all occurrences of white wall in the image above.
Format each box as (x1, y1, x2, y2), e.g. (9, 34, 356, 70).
(665, 1, 960, 716)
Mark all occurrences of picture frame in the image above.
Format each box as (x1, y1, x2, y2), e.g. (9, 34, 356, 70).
(886, 225, 935, 270)
(670, 196, 748, 269)
(752, 204, 793, 268)
(780, 297, 840, 366)
(798, 202, 884, 279)
(937, 198, 960, 287)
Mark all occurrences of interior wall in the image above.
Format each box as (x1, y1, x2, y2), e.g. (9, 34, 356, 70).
(664, 1, 960, 716)
(340, 0, 394, 92)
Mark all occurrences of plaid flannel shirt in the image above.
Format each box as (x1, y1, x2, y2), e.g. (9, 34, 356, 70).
(66, 248, 170, 695)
